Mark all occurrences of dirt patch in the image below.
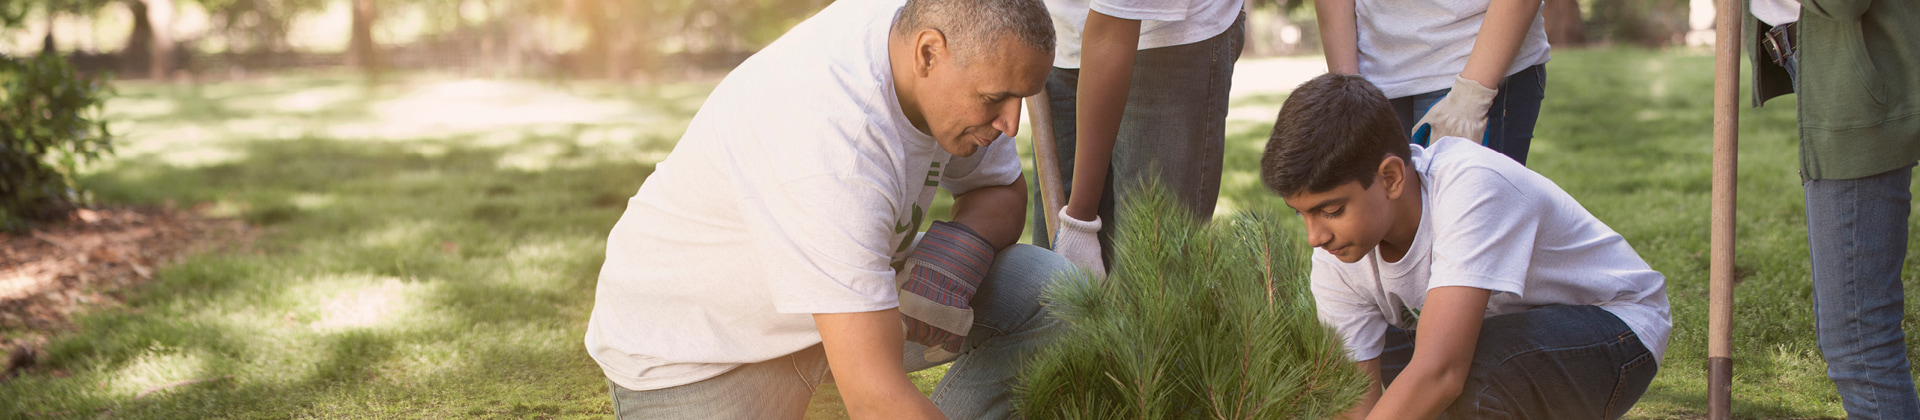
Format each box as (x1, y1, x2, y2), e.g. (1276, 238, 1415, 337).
(1, 206, 252, 380)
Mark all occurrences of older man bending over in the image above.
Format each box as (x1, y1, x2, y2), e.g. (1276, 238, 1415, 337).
(583, 0, 1069, 418)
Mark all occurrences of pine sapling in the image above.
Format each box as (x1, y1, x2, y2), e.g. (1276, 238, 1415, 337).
(1017, 182, 1368, 419)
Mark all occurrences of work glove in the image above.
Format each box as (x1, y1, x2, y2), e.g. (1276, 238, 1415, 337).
(1052, 207, 1106, 279)
(898, 221, 996, 362)
(1410, 75, 1498, 146)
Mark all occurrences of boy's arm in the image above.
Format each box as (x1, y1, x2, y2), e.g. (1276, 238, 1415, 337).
(1314, 0, 1361, 74)
(1047, 10, 1140, 274)
(1339, 358, 1384, 420)
(1459, 0, 1543, 89)
(815, 310, 948, 420)
(1364, 286, 1490, 420)
(1063, 10, 1140, 224)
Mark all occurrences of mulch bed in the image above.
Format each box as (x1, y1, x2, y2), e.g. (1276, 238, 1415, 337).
(1, 206, 251, 381)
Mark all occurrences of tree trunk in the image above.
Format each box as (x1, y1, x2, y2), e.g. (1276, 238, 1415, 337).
(1543, 0, 1586, 47)
(123, 0, 151, 76)
(146, 0, 173, 79)
(574, 0, 619, 79)
(348, 0, 380, 73)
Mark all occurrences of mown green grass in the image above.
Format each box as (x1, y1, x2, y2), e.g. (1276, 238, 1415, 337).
(0, 47, 1907, 418)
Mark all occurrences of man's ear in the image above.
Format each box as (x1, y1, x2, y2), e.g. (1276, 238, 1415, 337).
(912, 28, 949, 78)
(1378, 154, 1407, 199)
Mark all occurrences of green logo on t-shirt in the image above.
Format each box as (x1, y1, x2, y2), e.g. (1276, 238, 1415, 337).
(889, 162, 943, 271)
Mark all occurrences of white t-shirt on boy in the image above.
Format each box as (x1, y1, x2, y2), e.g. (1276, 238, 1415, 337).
(583, 0, 1023, 392)
(1310, 137, 1671, 365)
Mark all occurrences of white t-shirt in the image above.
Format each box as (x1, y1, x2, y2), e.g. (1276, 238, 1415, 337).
(1310, 137, 1671, 365)
(1045, 0, 1246, 68)
(1354, 0, 1552, 98)
(583, 0, 1024, 392)
(1752, 0, 1799, 26)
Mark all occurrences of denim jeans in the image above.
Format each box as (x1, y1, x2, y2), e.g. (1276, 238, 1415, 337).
(1392, 64, 1547, 166)
(1031, 13, 1245, 263)
(606, 244, 1071, 420)
(1805, 164, 1920, 420)
(1378, 304, 1657, 419)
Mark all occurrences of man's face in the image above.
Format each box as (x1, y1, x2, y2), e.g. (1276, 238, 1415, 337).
(917, 41, 1050, 157)
(1282, 179, 1397, 263)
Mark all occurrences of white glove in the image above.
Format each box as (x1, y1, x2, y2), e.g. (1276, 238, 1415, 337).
(1053, 207, 1106, 279)
(1410, 75, 1498, 145)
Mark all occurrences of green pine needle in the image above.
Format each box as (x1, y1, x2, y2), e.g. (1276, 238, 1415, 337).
(1016, 181, 1369, 419)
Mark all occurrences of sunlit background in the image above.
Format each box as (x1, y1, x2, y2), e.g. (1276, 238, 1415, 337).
(0, 0, 1875, 418)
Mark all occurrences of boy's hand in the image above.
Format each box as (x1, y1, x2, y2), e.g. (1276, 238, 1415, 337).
(1410, 76, 1497, 145)
(1052, 207, 1106, 279)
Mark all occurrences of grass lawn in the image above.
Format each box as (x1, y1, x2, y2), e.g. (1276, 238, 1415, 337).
(0, 47, 1906, 418)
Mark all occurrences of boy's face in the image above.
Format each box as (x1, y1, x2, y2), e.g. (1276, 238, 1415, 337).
(1281, 159, 1408, 263)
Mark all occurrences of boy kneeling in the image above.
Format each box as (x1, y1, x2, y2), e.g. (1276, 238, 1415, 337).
(1261, 74, 1670, 419)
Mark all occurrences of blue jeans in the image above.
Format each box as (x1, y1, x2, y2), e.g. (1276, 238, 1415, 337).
(606, 244, 1071, 420)
(1805, 164, 1920, 419)
(1379, 305, 1657, 419)
(1031, 13, 1245, 262)
(1392, 64, 1547, 165)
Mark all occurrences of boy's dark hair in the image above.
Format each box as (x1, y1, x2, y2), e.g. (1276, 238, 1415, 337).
(1260, 73, 1412, 197)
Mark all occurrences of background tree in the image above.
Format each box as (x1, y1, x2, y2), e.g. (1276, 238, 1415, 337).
(191, 0, 329, 55)
(1544, 0, 1586, 46)
(1585, 0, 1687, 46)
(346, 0, 377, 73)
(119, 0, 172, 78)
(0, 2, 114, 230)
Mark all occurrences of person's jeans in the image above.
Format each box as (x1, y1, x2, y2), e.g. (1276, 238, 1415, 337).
(1805, 164, 1920, 420)
(606, 244, 1071, 420)
(1378, 304, 1658, 419)
(1392, 64, 1547, 166)
(1031, 13, 1245, 263)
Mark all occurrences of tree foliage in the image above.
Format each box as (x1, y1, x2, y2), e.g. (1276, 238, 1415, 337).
(1018, 182, 1369, 419)
(0, 52, 113, 231)
(192, 0, 330, 53)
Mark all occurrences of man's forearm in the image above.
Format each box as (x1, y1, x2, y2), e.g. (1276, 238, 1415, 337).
(1460, 0, 1542, 89)
(814, 310, 947, 420)
(951, 173, 1029, 250)
(1065, 11, 1141, 221)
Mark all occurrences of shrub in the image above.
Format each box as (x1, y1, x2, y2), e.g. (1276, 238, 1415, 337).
(1017, 182, 1369, 419)
(0, 53, 114, 231)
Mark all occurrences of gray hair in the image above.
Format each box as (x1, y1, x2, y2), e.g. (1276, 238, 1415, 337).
(894, 0, 1055, 64)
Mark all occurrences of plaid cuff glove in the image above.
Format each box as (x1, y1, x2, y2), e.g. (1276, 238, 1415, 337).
(898, 221, 996, 362)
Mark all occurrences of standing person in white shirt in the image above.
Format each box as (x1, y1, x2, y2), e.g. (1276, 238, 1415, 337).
(1316, 0, 1550, 165)
(1261, 74, 1669, 419)
(1036, 0, 1247, 276)
(582, 0, 1070, 418)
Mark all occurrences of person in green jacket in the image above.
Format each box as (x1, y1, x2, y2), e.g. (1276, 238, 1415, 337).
(1748, 1, 1920, 418)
